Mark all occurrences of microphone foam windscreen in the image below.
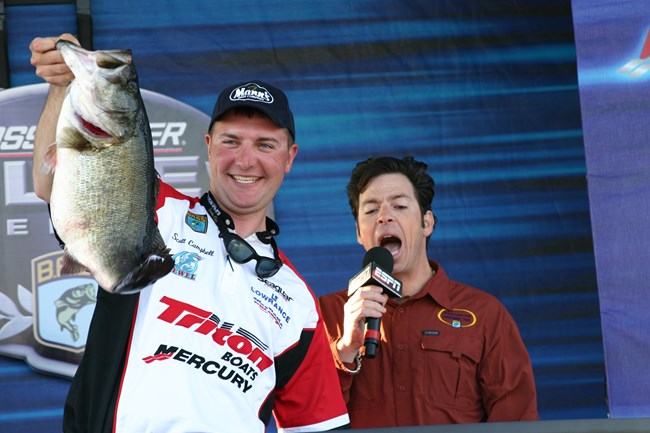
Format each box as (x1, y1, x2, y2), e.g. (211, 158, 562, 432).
(362, 246, 394, 272)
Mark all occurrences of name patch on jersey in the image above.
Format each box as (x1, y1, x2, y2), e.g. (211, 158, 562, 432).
(185, 212, 208, 233)
(172, 233, 215, 256)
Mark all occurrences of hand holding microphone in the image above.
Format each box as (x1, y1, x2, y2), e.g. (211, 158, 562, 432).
(347, 247, 402, 359)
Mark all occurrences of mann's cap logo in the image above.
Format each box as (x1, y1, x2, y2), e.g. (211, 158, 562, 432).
(230, 83, 274, 104)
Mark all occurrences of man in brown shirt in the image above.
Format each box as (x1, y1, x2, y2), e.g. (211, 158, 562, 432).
(319, 156, 538, 428)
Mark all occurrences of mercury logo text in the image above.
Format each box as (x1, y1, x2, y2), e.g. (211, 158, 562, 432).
(144, 344, 256, 393)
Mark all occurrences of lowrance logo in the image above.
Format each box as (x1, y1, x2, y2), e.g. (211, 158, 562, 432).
(0, 123, 187, 152)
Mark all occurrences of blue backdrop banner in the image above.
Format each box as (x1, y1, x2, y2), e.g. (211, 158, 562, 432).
(572, 0, 650, 419)
(1, 1, 607, 431)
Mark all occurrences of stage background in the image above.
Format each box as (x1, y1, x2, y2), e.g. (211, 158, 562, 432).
(572, 0, 650, 420)
(0, 0, 623, 431)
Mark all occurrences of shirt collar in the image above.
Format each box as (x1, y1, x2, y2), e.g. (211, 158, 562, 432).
(202, 191, 280, 244)
(400, 260, 454, 310)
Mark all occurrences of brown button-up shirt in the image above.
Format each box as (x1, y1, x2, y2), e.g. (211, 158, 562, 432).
(318, 260, 538, 428)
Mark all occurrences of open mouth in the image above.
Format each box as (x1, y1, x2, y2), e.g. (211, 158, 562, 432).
(379, 235, 402, 254)
(80, 116, 111, 138)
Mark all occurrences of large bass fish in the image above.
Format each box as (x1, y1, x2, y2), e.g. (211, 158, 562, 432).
(43, 40, 174, 294)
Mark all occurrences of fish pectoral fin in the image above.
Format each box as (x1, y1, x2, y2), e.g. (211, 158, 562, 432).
(112, 250, 175, 295)
(40, 142, 58, 174)
(60, 249, 89, 275)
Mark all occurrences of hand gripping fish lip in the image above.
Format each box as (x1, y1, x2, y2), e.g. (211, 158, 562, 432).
(56, 39, 133, 72)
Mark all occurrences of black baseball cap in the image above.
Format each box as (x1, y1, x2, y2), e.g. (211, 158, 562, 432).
(209, 80, 295, 140)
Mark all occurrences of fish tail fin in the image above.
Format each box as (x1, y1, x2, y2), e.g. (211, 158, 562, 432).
(112, 248, 174, 295)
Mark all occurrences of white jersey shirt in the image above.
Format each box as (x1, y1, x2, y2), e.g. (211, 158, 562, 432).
(112, 182, 349, 433)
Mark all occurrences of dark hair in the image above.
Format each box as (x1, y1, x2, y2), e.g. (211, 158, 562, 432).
(346, 156, 436, 224)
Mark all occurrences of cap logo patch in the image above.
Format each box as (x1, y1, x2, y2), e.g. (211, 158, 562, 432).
(230, 83, 274, 104)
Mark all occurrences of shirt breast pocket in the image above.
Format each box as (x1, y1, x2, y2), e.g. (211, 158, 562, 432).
(420, 334, 483, 408)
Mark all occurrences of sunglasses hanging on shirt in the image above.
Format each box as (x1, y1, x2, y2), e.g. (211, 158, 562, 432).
(200, 192, 283, 278)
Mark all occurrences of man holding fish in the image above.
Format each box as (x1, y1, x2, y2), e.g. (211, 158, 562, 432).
(29, 33, 349, 433)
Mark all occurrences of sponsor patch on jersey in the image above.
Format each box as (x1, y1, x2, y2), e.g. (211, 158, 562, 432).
(258, 277, 293, 302)
(143, 343, 257, 393)
(250, 286, 291, 329)
(156, 295, 272, 372)
(185, 212, 208, 233)
(171, 251, 203, 280)
(437, 308, 477, 328)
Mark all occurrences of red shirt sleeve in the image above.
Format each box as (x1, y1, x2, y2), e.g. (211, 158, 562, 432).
(272, 315, 350, 430)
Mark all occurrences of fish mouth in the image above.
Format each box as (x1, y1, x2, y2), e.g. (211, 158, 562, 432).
(77, 114, 111, 138)
(57, 39, 132, 72)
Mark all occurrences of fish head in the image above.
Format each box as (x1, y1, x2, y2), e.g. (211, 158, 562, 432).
(56, 39, 143, 144)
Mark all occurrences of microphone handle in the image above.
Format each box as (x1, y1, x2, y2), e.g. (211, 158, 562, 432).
(364, 317, 381, 358)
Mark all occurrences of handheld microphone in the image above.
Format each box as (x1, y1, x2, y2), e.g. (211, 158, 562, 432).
(348, 246, 402, 358)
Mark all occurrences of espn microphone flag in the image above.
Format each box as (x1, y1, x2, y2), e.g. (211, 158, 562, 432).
(348, 247, 402, 358)
(348, 247, 402, 298)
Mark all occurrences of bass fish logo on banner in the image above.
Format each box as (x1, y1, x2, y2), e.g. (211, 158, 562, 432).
(0, 251, 95, 378)
(32, 252, 98, 351)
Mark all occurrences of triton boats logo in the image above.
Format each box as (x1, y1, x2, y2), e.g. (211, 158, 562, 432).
(619, 29, 650, 78)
